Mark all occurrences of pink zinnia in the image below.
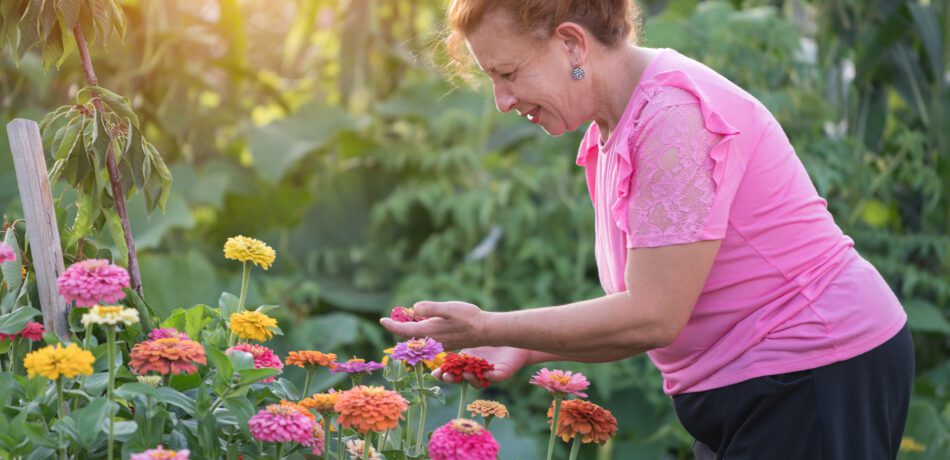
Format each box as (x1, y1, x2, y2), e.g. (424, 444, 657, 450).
(148, 327, 189, 340)
(248, 403, 314, 444)
(303, 421, 326, 456)
(56, 259, 130, 306)
(391, 337, 444, 366)
(428, 419, 499, 460)
(329, 358, 385, 375)
(0, 243, 15, 264)
(0, 321, 45, 342)
(226, 343, 283, 383)
(529, 368, 590, 398)
(130, 445, 190, 460)
(390, 306, 427, 322)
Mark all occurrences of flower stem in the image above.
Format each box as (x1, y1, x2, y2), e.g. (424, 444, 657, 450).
(405, 394, 414, 446)
(209, 387, 232, 413)
(238, 261, 250, 313)
(56, 378, 66, 460)
(380, 428, 390, 453)
(322, 416, 331, 458)
(303, 368, 316, 397)
(362, 432, 372, 460)
(568, 435, 582, 460)
(457, 383, 469, 419)
(275, 442, 284, 459)
(337, 421, 344, 460)
(106, 326, 117, 460)
(9, 337, 17, 375)
(484, 415, 494, 431)
(415, 365, 427, 453)
(546, 396, 563, 460)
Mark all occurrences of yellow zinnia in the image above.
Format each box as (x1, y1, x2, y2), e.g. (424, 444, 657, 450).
(23, 343, 95, 380)
(230, 310, 278, 342)
(223, 236, 276, 270)
(424, 351, 448, 371)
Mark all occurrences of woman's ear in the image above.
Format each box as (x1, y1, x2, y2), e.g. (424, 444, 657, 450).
(553, 22, 589, 66)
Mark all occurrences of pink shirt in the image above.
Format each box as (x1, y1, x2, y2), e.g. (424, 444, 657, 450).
(577, 48, 907, 395)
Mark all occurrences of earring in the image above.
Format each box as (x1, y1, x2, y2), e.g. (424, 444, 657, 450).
(571, 65, 585, 80)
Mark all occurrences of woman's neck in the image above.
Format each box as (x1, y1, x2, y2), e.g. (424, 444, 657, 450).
(592, 45, 656, 144)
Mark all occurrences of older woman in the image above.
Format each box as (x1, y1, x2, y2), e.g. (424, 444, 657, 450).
(380, 1, 913, 458)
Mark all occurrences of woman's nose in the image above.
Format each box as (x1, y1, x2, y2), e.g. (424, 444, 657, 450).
(492, 84, 517, 113)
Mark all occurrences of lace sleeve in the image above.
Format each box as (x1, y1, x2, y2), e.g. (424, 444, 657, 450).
(625, 101, 724, 248)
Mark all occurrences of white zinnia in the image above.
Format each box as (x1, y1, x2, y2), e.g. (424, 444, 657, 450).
(81, 305, 140, 327)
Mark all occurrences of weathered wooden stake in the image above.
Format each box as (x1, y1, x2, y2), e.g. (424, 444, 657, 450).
(6, 119, 70, 339)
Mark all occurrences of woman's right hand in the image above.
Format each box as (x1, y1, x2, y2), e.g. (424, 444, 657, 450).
(433, 346, 533, 385)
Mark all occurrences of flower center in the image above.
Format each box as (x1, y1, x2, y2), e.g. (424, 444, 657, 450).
(155, 338, 181, 345)
(98, 306, 123, 315)
(347, 358, 365, 364)
(552, 375, 571, 385)
(452, 419, 483, 435)
(407, 339, 427, 350)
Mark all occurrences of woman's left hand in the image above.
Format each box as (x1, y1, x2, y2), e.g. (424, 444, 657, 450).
(379, 301, 489, 350)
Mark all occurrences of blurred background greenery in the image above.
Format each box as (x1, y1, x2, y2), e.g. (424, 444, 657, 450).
(1, 0, 947, 458)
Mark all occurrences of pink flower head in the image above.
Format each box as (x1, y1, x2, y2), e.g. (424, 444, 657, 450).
(529, 368, 590, 398)
(0, 321, 45, 342)
(57, 259, 130, 307)
(0, 243, 15, 264)
(130, 445, 190, 460)
(428, 418, 500, 460)
(329, 358, 385, 375)
(390, 306, 428, 322)
(148, 327, 189, 341)
(391, 337, 444, 366)
(226, 343, 283, 383)
(303, 420, 326, 456)
(248, 403, 315, 444)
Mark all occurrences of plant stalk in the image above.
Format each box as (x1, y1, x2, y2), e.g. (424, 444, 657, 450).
(56, 378, 66, 460)
(415, 365, 427, 453)
(547, 396, 563, 460)
(362, 432, 372, 460)
(107, 326, 117, 460)
(457, 383, 468, 419)
(238, 261, 250, 312)
(568, 435, 582, 460)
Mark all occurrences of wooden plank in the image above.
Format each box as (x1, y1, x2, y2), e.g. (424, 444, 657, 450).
(6, 119, 70, 339)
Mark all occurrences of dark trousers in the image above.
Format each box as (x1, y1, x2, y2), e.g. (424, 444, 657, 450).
(673, 324, 915, 459)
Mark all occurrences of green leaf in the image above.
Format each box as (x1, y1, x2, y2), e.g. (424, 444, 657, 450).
(56, 0, 82, 28)
(23, 422, 58, 448)
(0, 306, 40, 334)
(219, 292, 239, 320)
(155, 386, 197, 416)
(169, 372, 202, 392)
(236, 367, 280, 386)
(183, 304, 211, 342)
(1, 230, 23, 293)
(228, 350, 254, 371)
(75, 397, 110, 448)
(204, 343, 233, 379)
(222, 397, 255, 440)
(906, 300, 950, 335)
(115, 382, 159, 400)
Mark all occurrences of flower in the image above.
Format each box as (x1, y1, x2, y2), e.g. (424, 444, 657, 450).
(286, 350, 337, 369)
(279, 400, 316, 422)
(229, 310, 278, 342)
(0, 242, 15, 264)
(428, 419, 500, 460)
(129, 445, 190, 460)
(467, 400, 509, 419)
(224, 236, 276, 270)
(440, 353, 495, 387)
(248, 403, 314, 444)
(0, 321, 45, 342)
(900, 437, 927, 453)
(137, 375, 163, 387)
(344, 440, 382, 460)
(148, 327, 189, 340)
(300, 390, 340, 413)
(329, 358, 384, 375)
(425, 351, 448, 371)
(303, 422, 326, 456)
(335, 385, 408, 433)
(130, 338, 207, 375)
(23, 343, 95, 380)
(391, 337, 444, 366)
(81, 305, 140, 327)
(226, 343, 283, 383)
(390, 306, 427, 322)
(56, 259, 130, 306)
(548, 399, 617, 444)
(529, 368, 590, 398)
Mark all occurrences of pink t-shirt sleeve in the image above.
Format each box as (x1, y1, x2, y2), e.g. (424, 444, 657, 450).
(625, 96, 726, 248)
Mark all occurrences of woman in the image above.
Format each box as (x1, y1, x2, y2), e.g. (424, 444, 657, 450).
(380, 1, 914, 458)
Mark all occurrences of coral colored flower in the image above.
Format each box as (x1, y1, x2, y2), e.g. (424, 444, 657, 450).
(130, 338, 207, 376)
(57, 259, 130, 306)
(300, 390, 340, 413)
(286, 350, 337, 369)
(329, 358, 384, 375)
(23, 343, 95, 380)
(440, 353, 495, 387)
(467, 400, 509, 419)
(335, 385, 408, 434)
(248, 403, 314, 444)
(345, 440, 382, 460)
(278, 400, 316, 422)
(137, 375, 163, 387)
(530, 368, 590, 398)
(229, 310, 277, 342)
(130, 445, 190, 460)
(428, 419, 500, 460)
(224, 236, 276, 270)
(425, 351, 448, 371)
(548, 399, 618, 444)
(81, 305, 140, 327)
(0, 321, 45, 342)
(148, 327, 189, 340)
(303, 422, 326, 456)
(0, 243, 15, 264)
(226, 343, 283, 383)
(390, 306, 427, 322)
(391, 337, 444, 366)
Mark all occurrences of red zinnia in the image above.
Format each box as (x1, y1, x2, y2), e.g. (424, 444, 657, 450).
(440, 353, 494, 388)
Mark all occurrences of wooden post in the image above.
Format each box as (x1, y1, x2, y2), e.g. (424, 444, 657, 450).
(6, 119, 70, 339)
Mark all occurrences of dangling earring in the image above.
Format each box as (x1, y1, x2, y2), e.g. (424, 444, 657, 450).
(571, 64, 585, 80)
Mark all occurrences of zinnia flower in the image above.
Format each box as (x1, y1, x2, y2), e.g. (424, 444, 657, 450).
(130, 338, 207, 376)
(440, 353, 495, 387)
(229, 310, 278, 342)
(81, 305, 140, 327)
(0, 321, 45, 342)
(548, 399, 618, 444)
(345, 440, 382, 460)
(467, 400, 509, 419)
(286, 350, 337, 369)
(303, 421, 326, 456)
(148, 327, 189, 340)
(137, 375, 163, 387)
(530, 368, 590, 398)
(224, 236, 276, 270)
(428, 419, 500, 460)
(56, 259, 130, 306)
(335, 385, 408, 433)
(248, 403, 314, 444)
(23, 343, 95, 380)
(425, 351, 448, 371)
(390, 306, 427, 322)
(300, 390, 340, 413)
(129, 445, 190, 460)
(391, 337, 444, 366)
(226, 343, 283, 383)
(329, 358, 384, 375)
(0, 242, 15, 264)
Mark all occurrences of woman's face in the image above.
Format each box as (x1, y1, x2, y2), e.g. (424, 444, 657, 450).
(465, 14, 590, 136)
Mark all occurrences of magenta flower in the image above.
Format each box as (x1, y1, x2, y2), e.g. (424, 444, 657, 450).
(329, 358, 385, 375)
(429, 419, 500, 460)
(391, 337, 444, 366)
(0, 243, 15, 264)
(0, 321, 45, 342)
(303, 421, 326, 456)
(529, 368, 590, 398)
(130, 445, 190, 460)
(226, 343, 283, 383)
(390, 306, 427, 322)
(148, 327, 189, 340)
(56, 259, 130, 307)
(248, 403, 314, 444)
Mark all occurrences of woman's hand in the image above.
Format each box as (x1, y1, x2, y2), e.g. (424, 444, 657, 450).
(379, 301, 490, 350)
(432, 346, 532, 386)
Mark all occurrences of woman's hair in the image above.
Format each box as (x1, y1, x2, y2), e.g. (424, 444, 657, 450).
(444, 0, 642, 81)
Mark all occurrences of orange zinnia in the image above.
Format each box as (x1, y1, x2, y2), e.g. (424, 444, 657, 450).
(129, 338, 207, 375)
(286, 350, 337, 369)
(300, 390, 340, 413)
(334, 385, 408, 434)
(548, 399, 617, 444)
(280, 400, 316, 422)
